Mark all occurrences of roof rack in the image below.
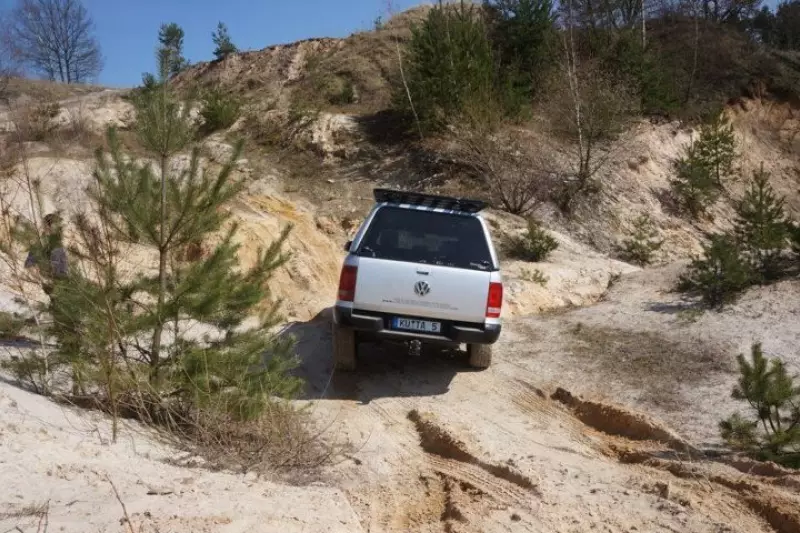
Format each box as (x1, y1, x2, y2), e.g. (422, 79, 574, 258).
(373, 188, 487, 214)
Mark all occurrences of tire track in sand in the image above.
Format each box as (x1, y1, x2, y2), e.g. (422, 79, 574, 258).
(407, 409, 541, 510)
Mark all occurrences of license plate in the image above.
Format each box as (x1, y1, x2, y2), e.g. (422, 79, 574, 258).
(392, 317, 442, 333)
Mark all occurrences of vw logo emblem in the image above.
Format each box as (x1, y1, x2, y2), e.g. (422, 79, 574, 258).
(414, 280, 431, 297)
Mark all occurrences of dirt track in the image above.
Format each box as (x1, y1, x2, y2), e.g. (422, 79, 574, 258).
(285, 267, 800, 533)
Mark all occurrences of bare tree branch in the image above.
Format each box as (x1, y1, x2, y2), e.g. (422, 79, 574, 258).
(105, 475, 135, 533)
(3, 0, 103, 84)
(454, 128, 559, 216)
(546, 0, 635, 211)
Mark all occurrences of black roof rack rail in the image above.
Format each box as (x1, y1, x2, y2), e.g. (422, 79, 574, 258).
(373, 188, 487, 214)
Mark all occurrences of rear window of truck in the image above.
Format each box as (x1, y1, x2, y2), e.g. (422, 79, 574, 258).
(356, 206, 495, 271)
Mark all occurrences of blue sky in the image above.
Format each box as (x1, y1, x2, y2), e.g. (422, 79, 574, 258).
(1, 0, 426, 87)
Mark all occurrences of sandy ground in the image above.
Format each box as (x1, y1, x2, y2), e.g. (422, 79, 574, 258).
(6, 262, 800, 532)
(510, 264, 800, 447)
(0, 379, 362, 533)
(3, 162, 800, 533)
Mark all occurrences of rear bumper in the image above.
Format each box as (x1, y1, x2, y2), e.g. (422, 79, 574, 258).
(333, 306, 501, 345)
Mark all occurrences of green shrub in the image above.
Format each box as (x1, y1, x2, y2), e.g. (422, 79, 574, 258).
(720, 343, 800, 466)
(200, 88, 242, 133)
(328, 79, 356, 106)
(679, 234, 752, 308)
(521, 268, 549, 286)
(0, 311, 24, 340)
(506, 219, 559, 262)
(619, 214, 664, 266)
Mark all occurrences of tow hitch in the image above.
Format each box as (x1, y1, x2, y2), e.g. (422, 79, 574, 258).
(409, 339, 422, 357)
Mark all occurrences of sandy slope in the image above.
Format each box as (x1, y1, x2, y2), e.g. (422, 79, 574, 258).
(0, 380, 362, 533)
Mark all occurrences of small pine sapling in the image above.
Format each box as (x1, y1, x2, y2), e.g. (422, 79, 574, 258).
(212, 22, 238, 61)
(619, 213, 664, 266)
(733, 164, 788, 281)
(695, 112, 736, 188)
(506, 219, 559, 262)
(200, 87, 242, 133)
(670, 141, 719, 218)
(720, 343, 800, 465)
(678, 234, 751, 308)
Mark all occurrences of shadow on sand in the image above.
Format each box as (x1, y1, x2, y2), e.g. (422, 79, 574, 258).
(281, 308, 472, 405)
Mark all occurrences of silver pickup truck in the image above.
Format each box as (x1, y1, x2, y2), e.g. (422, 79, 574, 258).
(332, 189, 503, 371)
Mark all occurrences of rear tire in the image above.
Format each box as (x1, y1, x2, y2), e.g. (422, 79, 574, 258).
(333, 324, 357, 371)
(467, 344, 492, 369)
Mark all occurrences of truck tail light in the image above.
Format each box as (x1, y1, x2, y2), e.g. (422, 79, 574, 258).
(338, 265, 358, 302)
(486, 281, 503, 319)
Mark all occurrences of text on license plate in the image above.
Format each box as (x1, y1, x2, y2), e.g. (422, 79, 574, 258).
(392, 317, 442, 333)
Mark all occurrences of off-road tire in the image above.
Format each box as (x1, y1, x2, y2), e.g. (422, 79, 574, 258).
(333, 324, 357, 371)
(467, 343, 492, 369)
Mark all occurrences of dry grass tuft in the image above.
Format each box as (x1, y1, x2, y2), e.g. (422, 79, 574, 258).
(162, 401, 337, 476)
(0, 500, 50, 533)
(567, 325, 731, 409)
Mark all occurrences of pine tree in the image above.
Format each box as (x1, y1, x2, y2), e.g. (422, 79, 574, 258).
(94, 40, 294, 415)
(484, 0, 557, 102)
(733, 165, 788, 281)
(619, 213, 664, 266)
(2, 26, 301, 445)
(670, 141, 720, 218)
(695, 112, 736, 188)
(212, 22, 238, 61)
(200, 87, 242, 133)
(0, 199, 75, 395)
(88, 34, 298, 421)
(128, 45, 194, 368)
(678, 234, 752, 308)
(398, 1, 497, 131)
(720, 343, 800, 464)
(505, 219, 559, 262)
(158, 23, 189, 77)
